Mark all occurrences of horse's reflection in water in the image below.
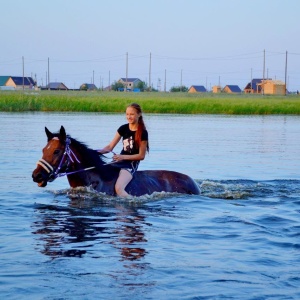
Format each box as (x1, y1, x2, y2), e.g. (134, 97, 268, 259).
(113, 205, 147, 261)
(32, 196, 149, 263)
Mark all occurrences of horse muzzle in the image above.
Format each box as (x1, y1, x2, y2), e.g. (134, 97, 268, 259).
(32, 159, 56, 187)
(32, 170, 49, 187)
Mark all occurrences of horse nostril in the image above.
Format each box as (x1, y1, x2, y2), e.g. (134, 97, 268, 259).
(32, 172, 43, 182)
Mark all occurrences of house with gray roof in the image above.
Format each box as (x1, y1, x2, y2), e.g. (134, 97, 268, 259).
(118, 78, 141, 91)
(80, 83, 97, 91)
(43, 82, 68, 90)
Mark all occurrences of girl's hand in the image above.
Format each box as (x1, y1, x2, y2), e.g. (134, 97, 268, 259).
(113, 154, 123, 162)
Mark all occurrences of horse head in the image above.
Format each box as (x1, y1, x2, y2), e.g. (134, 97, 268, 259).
(32, 126, 68, 187)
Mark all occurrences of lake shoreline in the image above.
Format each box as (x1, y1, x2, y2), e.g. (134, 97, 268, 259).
(1, 90, 300, 114)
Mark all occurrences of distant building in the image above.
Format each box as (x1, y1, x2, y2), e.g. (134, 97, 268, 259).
(43, 82, 68, 90)
(118, 78, 142, 91)
(80, 83, 97, 91)
(212, 85, 221, 93)
(257, 80, 286, 95)
(222, 85, 242, 94)
(244, 78, 271, 94)
(0, 76, 36, 90)
(188, 85, 207, 93)
(0, 76, 10, 86)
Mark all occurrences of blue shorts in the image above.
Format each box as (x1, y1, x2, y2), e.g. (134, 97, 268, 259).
(112, 161, 140, 176)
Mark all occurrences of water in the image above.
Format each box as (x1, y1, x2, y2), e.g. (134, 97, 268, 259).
(1, 112, 300, 299)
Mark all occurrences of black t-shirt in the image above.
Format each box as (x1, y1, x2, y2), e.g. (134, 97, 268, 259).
(117, 124, 148, 155)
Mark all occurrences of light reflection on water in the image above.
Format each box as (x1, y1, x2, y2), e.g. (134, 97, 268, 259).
(1, 112, 300, 299)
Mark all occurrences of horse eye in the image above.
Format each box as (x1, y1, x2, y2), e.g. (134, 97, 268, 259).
(54, 149, 60, 155)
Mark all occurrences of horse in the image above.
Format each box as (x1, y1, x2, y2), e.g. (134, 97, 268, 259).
(32, 126, 201, 197)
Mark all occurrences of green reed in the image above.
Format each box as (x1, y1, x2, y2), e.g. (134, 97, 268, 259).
(1, 90, 300, 114)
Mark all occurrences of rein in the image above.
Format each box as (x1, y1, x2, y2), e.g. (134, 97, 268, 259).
(37, 137, 95, 181)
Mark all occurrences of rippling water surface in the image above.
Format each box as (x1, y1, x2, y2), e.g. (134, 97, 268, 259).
(1, 112, 300, 299)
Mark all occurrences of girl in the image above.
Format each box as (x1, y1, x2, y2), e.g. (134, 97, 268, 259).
(98, 103, 149, 197)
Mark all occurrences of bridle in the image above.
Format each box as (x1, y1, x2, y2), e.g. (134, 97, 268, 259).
(37, 137, 95, 182)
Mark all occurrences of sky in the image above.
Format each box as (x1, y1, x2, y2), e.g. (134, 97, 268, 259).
(1, 0, 299, 91)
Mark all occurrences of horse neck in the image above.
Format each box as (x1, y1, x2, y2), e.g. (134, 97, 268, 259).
(67, 139, 106, 175)
(67, 141, 117, 191)
(65, 142, 94, 188)
(69, 143, 84, 167)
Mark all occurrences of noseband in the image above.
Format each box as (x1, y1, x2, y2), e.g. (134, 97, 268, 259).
(37, 137, 95, 181)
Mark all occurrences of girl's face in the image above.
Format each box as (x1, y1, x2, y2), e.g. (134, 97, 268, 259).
(126, 107, 140, 124)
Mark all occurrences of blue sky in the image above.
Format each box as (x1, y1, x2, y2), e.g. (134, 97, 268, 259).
(1, 0, 299, 91)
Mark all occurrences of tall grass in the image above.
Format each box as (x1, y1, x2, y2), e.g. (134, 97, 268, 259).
(1, 90, 300, 114)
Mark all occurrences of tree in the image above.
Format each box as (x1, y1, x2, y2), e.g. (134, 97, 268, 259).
(137, 81, 147, 92)
(170, 85, 188, 92)
(80, 83, 88, 91)
(111, 81, 125, 91)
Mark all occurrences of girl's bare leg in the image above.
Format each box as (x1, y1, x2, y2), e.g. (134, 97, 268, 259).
(115, 169, 133, 197)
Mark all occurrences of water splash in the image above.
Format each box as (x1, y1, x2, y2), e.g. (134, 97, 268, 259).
(49, 185, 182, 205)
(199, 179, 300, 200)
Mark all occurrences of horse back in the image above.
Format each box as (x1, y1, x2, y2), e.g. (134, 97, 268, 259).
(127, 170, 200, 196)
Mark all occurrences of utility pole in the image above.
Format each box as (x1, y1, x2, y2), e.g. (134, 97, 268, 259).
(125, 52, 128, 92)
(250, 68, 253, 93)
(109, 70, 111, 91)
(22, 56, 24, 91)
(93, 70, 94, 85)
(149, 52, 152, 91)
(285, 50, 288, 95)
(164, 69, 166, 92)
(180, 69, 182, 92)
(48, 57, 50, 91)
(262, 49, 265, 95)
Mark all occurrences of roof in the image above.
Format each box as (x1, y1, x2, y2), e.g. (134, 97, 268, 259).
(80, 83, 97, 90)
(0, 76, 35, 86)
(0, 76, 10, 86)
(225, 85, 242, 93)
(262, 79, 285, 85)
(244, 78, 271, 91)
(86, 83, 97, 89)
(10, 76, 35, 86)
(189, 85, 207, 92)
(46, 82, 68, 89)
(119, 78, 141, 83)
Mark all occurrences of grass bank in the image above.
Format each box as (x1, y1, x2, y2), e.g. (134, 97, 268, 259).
(1, 90, 300, 114)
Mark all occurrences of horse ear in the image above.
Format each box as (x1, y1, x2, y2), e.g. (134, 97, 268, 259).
(59, 126, 66, 141)
(45, 127, 53, 141)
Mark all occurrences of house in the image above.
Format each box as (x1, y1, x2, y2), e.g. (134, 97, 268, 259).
(80, 83, 97, 91)
(188, 85, 207, 93)
(222, 85, 242, 94)
(212, 85, 221, 93)
(257, 80, 286, 95)
(118, 78, 142, 91)
(0, 75, 36, 90)
(0, 76, 10, 87)
(244, 78, 271, 94)
(43, 82, 68, 90)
